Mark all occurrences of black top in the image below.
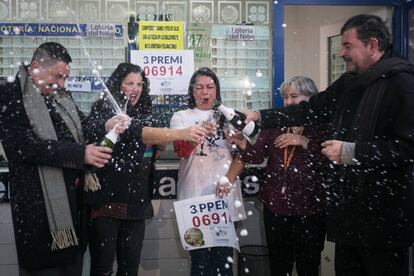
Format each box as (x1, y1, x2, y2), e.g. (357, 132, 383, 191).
(260, 56, 414, 248)
(87, 97, 158, 220)
(0, 75, 88, 270)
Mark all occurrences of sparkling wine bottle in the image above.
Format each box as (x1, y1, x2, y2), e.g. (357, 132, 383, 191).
(97, 127, 119, 149)
(88, 128, 119, 173)
(213, 100, 260, 139)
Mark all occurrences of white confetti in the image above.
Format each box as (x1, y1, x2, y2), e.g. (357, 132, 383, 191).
(240, 229, 248, 236)
(219, 176, 229, 185)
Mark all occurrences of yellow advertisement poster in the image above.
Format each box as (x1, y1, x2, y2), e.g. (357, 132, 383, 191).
(139, 21, 184, 50)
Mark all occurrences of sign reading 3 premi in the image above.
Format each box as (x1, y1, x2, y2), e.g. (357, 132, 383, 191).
(130, 50, 194, 95)
(174, 194, 239, 251)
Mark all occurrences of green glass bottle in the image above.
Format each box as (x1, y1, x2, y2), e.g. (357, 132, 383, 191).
(213, 100, 260, 139)
(97, 127, 119, 149)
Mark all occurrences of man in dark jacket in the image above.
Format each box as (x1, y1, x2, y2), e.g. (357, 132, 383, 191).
(247, 14, 414, 275)
(0, 42, 117, 275)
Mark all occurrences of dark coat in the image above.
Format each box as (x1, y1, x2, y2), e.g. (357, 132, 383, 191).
(0, 77, 88, 270)
(86, 97, 156, 219)
(242, 126, 328, 216)
(260, 56, 414, 248)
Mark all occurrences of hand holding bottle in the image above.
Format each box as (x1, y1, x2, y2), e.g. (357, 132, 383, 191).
(84, 144, 113, 168)
(244, 111, 261, 124)
(105, 114, 131, 133)
(213, 100, 260, 140)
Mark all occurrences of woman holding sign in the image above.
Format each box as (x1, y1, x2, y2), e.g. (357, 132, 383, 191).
(87, 63, 209, 276)
(170, 67, 246, 276)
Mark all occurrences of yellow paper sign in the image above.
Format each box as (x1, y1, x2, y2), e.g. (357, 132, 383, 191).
(139, 21, 184, 50)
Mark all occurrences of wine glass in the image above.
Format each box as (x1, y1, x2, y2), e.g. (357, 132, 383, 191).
(195, 120, 209, 156)
(211, 110, 221, 126)
(207, 110, 221, 149)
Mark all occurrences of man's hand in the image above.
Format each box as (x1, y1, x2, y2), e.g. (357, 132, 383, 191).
(321, 140, 343, 164)
(244, 111, 260, 124)
(84, 144, 113, 168)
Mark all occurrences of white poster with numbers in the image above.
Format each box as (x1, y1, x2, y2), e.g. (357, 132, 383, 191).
(173, 194, 239, 251)
(130, 50, 194, 95)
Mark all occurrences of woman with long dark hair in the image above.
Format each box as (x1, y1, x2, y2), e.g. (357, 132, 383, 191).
(87, 63, 208, 276)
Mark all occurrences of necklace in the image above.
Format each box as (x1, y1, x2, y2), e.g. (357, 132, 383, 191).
(282, 127, 304, 195)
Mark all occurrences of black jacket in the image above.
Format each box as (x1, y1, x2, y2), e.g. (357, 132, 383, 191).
(260, 56, 414, 248)
(87, 97, 156, 219)
(0, 77, 88, 270)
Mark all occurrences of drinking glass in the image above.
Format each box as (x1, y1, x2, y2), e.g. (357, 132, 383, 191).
(195, 120, 209, 156)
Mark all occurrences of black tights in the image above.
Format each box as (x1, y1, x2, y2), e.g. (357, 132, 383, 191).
(88, 217, 145, 276)
(263, 208, 325, 276)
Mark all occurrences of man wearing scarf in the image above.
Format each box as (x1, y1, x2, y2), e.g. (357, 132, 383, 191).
(0, 42, 116, 275)
(246, 14, 414, 275)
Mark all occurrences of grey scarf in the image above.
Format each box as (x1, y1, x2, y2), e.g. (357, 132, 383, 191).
(20, 65, 81, 250)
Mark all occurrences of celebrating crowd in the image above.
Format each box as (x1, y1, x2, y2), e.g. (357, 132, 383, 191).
(1, 13, 414, 276)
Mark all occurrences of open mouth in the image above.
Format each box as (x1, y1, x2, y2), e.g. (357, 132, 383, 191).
(201, 97, 209, 104)
(129, 94, 138, 102)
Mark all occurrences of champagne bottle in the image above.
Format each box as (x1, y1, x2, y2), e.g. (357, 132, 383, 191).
(213, 100, 260, 139)
(97, 127, 119, 149)
(88, 128, 118, 173)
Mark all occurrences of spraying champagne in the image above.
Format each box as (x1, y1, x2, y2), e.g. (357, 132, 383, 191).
(213, 100, 260, 140)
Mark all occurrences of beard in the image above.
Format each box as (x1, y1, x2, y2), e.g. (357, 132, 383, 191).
(343, 57, 360, 74)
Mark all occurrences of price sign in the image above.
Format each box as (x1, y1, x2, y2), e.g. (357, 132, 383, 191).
(174, 194, 239, 251)
(130, 50, 194, 95)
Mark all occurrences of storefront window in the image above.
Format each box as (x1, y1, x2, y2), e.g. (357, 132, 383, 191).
(408, 8, 414, 64)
